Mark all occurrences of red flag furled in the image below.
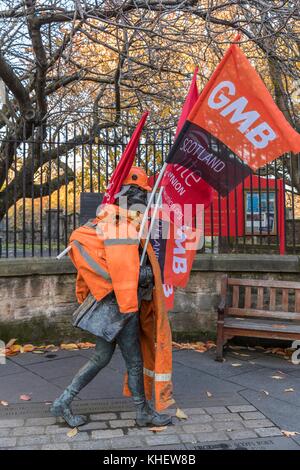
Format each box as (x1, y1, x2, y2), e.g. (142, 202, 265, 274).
(165, 41, 300, 197)
(102, 111, 149, 205)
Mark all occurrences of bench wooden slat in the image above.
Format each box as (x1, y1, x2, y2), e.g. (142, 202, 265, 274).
(227, 307, 300, 321)
(282, 289, 289, 312)
(295, 290, 300, 313)
(232, 285, 239, 308)
(257, 287, 264, 309)
(244, 286, 251, 308)
(224, 316, 300, 334)
(228, 278, 300, 290)
(270, 288, 276, 311)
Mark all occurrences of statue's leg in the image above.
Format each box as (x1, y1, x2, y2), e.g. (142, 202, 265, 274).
(117, 315, 172, 427)
(50, 338, 116, 427)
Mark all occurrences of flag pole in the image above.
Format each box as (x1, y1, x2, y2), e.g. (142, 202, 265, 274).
(138, 161, 167, 244)
(56, 245, 72, 259)
(140, 185, 164, 266)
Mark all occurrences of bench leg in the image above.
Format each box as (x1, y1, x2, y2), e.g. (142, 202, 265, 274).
(215, 321, 224, 362)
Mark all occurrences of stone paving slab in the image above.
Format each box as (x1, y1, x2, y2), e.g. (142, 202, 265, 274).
(0, 403, 297, 450)
(186, 436, 299, 450)
(0, 348, 300, 450)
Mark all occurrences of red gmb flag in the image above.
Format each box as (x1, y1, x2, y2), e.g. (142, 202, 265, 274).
(102, 111, 149, 204)
(166, 42, 300, 196)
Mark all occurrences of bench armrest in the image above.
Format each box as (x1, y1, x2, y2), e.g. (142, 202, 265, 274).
(217, 297, 226, 316)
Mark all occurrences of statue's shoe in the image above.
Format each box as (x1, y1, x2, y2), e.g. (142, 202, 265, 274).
(50, 399, 87, 428)
(136, 402, 172, 427)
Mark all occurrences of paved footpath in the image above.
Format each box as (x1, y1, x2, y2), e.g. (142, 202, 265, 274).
(1, 346, 300, 450)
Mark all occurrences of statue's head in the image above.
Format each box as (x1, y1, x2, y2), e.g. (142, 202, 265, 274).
(114, 166, 151, 212)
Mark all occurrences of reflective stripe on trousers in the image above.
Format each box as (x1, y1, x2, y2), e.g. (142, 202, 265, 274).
(143, 367, 172, 382)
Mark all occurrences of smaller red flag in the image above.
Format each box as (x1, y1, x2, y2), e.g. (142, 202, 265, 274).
(175, 67, 199, 138)
(102, 111, 148, 204)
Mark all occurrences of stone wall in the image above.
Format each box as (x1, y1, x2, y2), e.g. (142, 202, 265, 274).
(0, 255, 299, 343)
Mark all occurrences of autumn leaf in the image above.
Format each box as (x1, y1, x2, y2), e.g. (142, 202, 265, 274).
(10, 344, 22, 353)
(284, 388, 295, 393)
(67, 427, 78, 438)
(282, 430, 300, 437)
(271, 375, 284, 380)
(206, 391, 212, 398)
(262, 390, 269, 395)
(6, 338, 17, 348)
(20, 394, 31, 401)
(149, 426, 168, 432)
(0, 401, 8, 406)
(231, 363, 242, 367)
(23, 344, 35, 353)
(60, 343, 79, 350)
(32, 350, 45, 354)
(176, 408, 188, 420)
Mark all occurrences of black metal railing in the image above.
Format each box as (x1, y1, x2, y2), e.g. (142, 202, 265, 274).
(0, 125, 299, 257)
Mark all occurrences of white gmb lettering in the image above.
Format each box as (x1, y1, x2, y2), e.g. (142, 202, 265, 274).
(207, 80, 277, 149)
(173, 226, 188, 274)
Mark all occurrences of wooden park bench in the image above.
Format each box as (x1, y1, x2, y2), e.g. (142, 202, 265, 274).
(216, 275, 300, 361)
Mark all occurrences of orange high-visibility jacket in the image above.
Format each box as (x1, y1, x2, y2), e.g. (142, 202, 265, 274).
(68, 204, 174, 411)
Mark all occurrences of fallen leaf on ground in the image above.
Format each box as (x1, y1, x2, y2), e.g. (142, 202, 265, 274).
(176, 408, 188, 420)
(4, 348, 18, 357)
(149, 426, 168, 432)
(231, 363, 242, 367)
(20, 394, 31, 401)
(23, 344, 35, 352)
(284, 388, 295, 393)
(282, 430, 300, 437)
(0, 401, 8, 406)
(271, 375, 284, 380)
(195, 347, 207, 353)
(32, 350, 45, 354)
(206, 391, 212, 398)
(67, 427, 78, 438)
(60, 343, 79, 350)
(6, 339, 17, 348)
(10, 344, 22, 353)
(262, 390, 269, 395)
(77, 342, 95, 349)
(249, 361, 256, 365)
